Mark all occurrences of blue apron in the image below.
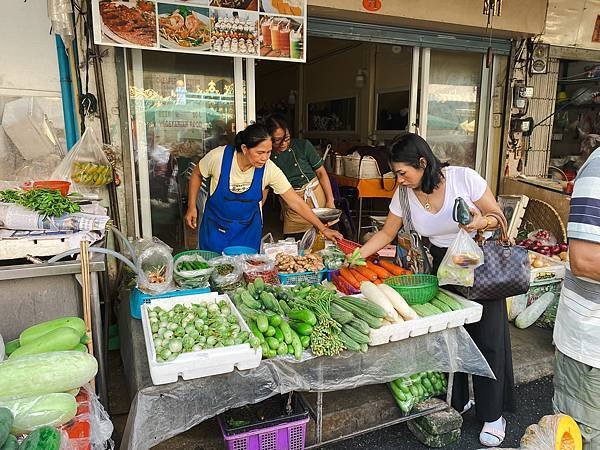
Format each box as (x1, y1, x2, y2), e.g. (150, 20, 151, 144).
(198, 145, 264, 253)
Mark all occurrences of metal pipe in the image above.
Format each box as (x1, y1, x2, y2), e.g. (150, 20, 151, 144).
(55, 36, 79, 149)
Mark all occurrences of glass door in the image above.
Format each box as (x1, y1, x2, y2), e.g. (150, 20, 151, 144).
(126, 50, 248, 251)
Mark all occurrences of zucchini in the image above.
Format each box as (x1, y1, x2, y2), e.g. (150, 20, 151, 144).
(338, 331, 361, 352)
(0, 434, 17, 450)
(9, 327, 81, 360)
(435, 291, 463, 311)
(19, 317, 85, 346)
(330, 303, 354, 324)
(333, 298, 383, 329)
(0, 351, 98, 399)
(0, 407, 13, 445)
(339, 296, 386, 318)
(348, 318, 370, 335)
(430, 299, 452, 313)
(341, 324, 370, 344)
(17, 426, 61, 450)
(3, 340, 19, 357)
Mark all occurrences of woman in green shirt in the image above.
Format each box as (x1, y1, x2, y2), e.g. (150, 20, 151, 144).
(266, 115, 336, 235)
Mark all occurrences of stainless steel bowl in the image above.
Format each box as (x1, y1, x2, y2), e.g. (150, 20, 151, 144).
(312, 207, 342, 223)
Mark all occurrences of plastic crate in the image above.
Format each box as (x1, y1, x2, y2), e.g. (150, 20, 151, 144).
(218, 394, 310, 450)
(278, 270, 326, 285)
(129, 286, 210, 319)
(384, 274, 439, 305)
(336, 238, 361, 255)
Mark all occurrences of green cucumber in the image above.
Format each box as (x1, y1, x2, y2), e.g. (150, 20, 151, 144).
(330, 303, 354, 324)
(278, 299, 291, 314)
(256, 314, 269, 333)
(19, 317, 85, 346)
(341, 324, 370, 344)
(435, 291, 463, 310)
(338, 331, 361, 352)
(254, 277, 265, 293)
(290, 329, 303, 360)
(265, 326, 276, 337)
(268, 314, 282, 328)
(430, 299, 452, 313)
(276, 342, 288, 356)
(241, 291, 262, 309)
(266, 337, 280, 351)
(249, 321, 265, 344)
(247, 283, 256, 297)
(279, 321, 293, 344)
(274, 327, 284, 343)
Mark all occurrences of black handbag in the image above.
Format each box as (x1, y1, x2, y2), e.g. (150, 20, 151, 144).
(452, 212, 530, 300)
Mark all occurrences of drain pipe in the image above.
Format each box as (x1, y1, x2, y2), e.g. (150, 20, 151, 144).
(55, 35, 79, 150)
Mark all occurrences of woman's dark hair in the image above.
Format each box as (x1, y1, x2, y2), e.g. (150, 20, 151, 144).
(388, 133, 448, 194)
(264, 114, 289, 135)
(234, 123, 270, 152)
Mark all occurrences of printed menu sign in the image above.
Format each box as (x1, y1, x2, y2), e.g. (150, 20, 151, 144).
(92, 0, 306, 62)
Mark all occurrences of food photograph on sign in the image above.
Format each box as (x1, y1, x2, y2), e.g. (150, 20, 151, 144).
(259, 15, 303, 59)
(210, 0, 258, 10)
(158, 4, 211, 50)
(98, 0, 158, 48)
(260, 0, 302, 16)
(210, 9, 259, 55)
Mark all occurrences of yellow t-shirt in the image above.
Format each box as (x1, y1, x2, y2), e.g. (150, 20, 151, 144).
(198, 145, 292, 196)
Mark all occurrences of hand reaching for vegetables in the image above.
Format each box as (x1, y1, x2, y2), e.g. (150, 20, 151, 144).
(322, 227, 343, 242)
(346, 248, 366, 267)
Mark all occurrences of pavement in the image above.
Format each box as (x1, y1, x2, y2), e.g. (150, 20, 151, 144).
(109, 324, 555, 449)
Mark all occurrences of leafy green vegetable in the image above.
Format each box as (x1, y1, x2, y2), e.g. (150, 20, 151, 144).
(0, 188, 80, 218)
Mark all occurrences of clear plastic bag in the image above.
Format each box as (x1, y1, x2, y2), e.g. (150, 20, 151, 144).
(242, 254, 279, 285)
(437, 229, 484, 287)
(133, 237, 174, 295)
(173, 252, 214, 289)
(209, 256, 245, 294)
(0, 393, 77, 433)
(51, 128, 113, 190)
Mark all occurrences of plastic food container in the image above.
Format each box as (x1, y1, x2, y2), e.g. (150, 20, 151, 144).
(22, 180, 71, 196)
(223, 246, 258, 256)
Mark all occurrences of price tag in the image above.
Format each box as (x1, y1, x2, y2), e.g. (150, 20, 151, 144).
(363, 0, 381, 11)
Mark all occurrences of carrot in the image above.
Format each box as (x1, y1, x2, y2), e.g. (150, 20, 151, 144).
(373, 278, 383, 285)
(351, 268, 370, 283)
(340, 267, 360, 289)
(355, 266, 378, 281)
(378, 260, 406, 277)
(367, 261, 392, 279)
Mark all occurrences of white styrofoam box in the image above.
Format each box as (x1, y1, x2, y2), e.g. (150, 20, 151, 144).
(529, 251, 565, 283)
(368, 289, 483, 346)
(141, 292, 262, 385)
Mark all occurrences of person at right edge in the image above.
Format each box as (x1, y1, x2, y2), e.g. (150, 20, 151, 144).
(358, 133, 514, 447)
(553, 147, 600, 450)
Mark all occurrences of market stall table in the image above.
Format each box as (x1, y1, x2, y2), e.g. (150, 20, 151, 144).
(331, 175, 397, 240)
(118, 293, 493, 450)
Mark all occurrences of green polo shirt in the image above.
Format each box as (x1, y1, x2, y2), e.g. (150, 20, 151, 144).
(270, 138, 323, 189)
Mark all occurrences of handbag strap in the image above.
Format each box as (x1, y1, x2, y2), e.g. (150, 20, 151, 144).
(480, 211, 510, 243)
(397, 187, 416, 232)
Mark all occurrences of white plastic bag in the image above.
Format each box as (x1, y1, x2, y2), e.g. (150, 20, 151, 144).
(133, 237, 174, 295)
(437, 229, 484, 287)
(51, 128, 113, 189)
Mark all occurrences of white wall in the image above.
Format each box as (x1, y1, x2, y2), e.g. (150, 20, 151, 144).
(0, 0, 60, 95)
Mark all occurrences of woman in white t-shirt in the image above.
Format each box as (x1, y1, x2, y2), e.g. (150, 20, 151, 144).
(359, 133, 514, 448)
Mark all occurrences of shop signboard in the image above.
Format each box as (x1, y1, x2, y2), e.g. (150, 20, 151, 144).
(91, 0, 307, 62)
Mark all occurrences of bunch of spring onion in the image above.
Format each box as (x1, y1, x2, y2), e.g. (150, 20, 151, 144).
(147, 300, 260, 363)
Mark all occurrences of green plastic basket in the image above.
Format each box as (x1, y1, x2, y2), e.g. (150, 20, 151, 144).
(197, 250, 220, 260)
(384, 274, 439, 305)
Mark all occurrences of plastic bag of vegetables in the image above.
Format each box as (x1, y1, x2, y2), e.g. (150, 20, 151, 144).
(437, 229, 484, 287)
(134, 237, 174, 295)
(51, 127, 113, 190)
(173, 251, 214, 289)
(0, 393, 77, 433)
(209, 256, 245, 294)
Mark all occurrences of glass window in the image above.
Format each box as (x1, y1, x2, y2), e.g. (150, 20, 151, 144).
(127, 51, 239, 252)
(426, 50, 482, 168)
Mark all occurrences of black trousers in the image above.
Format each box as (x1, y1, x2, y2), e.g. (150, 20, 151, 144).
(430, 244, 516, 422)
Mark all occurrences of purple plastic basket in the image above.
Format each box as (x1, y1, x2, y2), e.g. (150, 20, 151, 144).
(219, 416, 309, 450)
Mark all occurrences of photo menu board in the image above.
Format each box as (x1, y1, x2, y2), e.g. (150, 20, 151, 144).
(91, 0, 307, 62)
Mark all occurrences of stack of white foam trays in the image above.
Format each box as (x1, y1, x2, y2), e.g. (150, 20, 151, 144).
(141, 292, 262, 385)
(368, 289, 483, 346)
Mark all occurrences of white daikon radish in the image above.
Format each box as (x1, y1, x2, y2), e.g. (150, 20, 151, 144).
(360, 281, 400, 322)
(377, 284, 419, 320)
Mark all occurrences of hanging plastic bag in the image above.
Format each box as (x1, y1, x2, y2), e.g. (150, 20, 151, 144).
(51, 128, 113, 190)
(437, 229, 484, 287)
(133, 237, 174, 295)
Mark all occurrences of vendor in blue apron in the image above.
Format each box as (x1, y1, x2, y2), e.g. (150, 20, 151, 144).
(185, 123, 343, 253)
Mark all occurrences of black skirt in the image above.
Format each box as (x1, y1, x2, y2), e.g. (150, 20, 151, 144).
(429, 244, 516, 422)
